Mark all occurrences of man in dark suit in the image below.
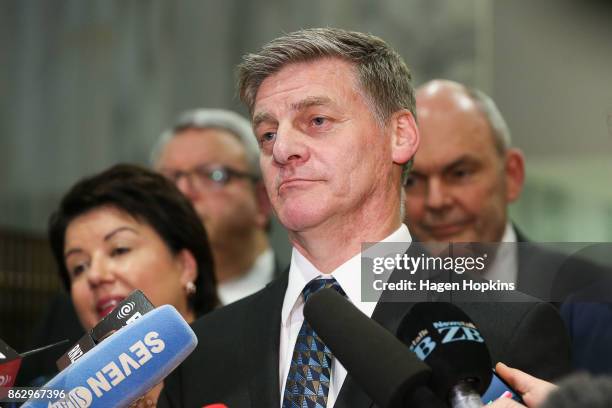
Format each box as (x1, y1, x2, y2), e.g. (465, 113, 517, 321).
(159, 28, 570, 408)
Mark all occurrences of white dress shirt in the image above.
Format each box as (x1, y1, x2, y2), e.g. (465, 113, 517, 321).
(482, 223, 519, 285)
(217, 249, 276, 305)
(278, 224, 412, 407)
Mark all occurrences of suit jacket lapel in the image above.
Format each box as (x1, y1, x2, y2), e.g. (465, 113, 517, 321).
(245, 275, 288, 408)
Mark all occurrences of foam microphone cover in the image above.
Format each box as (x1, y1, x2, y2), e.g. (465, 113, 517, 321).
(304, 288, 432, 408)
(397, 302, 492, 400)
(22, 305, 197, 408)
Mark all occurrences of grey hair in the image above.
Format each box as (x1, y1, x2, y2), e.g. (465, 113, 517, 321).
(466, 88, 512, 154)
(237, 27, 416, 183)
(151, 108, 261, 178)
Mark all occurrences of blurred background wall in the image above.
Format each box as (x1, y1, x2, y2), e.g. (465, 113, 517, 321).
(0, 0, 611, 346)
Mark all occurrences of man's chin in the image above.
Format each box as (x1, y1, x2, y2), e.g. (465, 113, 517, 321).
(278, 209, 327, 234)
(425, 229, 475, 243)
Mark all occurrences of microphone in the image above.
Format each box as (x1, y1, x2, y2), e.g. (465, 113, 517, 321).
(57, 290, 155, 371)
(1, 338, 68, 399)
(1, 338, 21, 398)
(397, 302, 493, 408)
(304, 288, 435, 408)
(21, 304, 197, 408)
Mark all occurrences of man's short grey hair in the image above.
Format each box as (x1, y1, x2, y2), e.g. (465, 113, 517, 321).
(151, 108, 261, 178)
(466, 88, 512, 154)
(237, 27, 416, 183)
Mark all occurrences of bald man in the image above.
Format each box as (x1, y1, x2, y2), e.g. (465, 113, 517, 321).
(404, 79, 525, 244)
(404, 80, 571, 295)
(403, 79, 610, 302)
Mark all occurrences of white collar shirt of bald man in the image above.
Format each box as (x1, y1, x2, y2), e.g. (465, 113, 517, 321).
(481, 222, 518, 285)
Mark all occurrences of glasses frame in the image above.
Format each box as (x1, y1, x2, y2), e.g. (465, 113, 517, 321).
(163, 164, 259, 190)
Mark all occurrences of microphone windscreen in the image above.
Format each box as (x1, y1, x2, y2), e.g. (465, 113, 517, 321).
(304, 288, 431, 408)
(22, 305, 197, 408)
(397, 302, 492, 399)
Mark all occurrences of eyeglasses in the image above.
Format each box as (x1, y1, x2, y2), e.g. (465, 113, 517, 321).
(161, 164, 258, 190)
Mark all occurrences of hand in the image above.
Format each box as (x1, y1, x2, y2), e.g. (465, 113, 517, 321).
(487, 397, 526, 408)
(489, 362, 558, 408)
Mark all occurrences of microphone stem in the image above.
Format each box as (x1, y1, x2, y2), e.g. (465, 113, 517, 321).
(450, 381, 483, 408)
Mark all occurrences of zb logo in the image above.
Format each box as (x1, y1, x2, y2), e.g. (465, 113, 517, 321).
(410, 324, 484, 360)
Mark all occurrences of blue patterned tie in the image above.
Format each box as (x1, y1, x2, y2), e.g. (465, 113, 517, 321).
(282, 278, 345, 408)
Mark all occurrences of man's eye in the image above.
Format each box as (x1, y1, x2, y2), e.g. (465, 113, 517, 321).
(312, 117, 326, 126)
(404, 176, 416, 188)
(451, 168, 471, 179)
(404, 175, 424, 189)
(261, 132, 276, 143)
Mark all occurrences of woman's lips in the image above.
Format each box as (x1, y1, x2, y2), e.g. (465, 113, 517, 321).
(96, 296, 125, 319)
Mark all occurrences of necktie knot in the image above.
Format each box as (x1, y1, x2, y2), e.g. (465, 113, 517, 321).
(302, 277, 345, 302)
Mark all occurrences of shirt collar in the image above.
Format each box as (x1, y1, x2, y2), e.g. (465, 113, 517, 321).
(482, 222, 519, 283)
(281, 224, 412, 323)
(501, 222, 517, 243)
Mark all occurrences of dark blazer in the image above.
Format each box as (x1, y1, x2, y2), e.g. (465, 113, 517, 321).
(514, 227, 609, 304)
(560, 269, 612, 375)
(158, 271, 571, 408)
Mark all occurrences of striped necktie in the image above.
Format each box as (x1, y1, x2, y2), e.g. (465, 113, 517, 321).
(282, 278, 346, 408)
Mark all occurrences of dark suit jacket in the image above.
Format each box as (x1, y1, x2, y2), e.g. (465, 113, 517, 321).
(158, 270, 571, 408)
(513, 227, 609, 304)
(560, 274, 612, 375)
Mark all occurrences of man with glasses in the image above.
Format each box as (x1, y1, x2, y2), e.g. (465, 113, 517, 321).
(152, 109, 282, 304)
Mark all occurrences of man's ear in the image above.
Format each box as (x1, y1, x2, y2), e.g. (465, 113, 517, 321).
(254, 181, 273, 229)
(178, 249, 198, 287)
(505, 148, 525, 203)
(391, 109, 420, 165)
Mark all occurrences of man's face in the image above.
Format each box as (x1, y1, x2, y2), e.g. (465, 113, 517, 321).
(252, 58, 396, 234)
(156, 128, 264, 249)
(404, 88, 522, 243)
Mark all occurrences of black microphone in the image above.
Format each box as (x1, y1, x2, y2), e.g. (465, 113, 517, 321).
(1, 338, 21, 398)
(304, 288, 436, 408)
(397, 302, 492, 408)
(1, 338, 68, 399)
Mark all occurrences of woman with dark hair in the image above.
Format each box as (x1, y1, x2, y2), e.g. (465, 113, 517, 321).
(47, 163, 218, 405)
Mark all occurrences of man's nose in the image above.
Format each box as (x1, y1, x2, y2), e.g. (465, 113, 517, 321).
(425, 178, 451, 210)
(272, 124, 309, 166)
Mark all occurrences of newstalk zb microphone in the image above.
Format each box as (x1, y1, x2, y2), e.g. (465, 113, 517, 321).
(397, 302, 493, 407)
